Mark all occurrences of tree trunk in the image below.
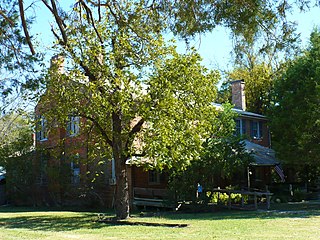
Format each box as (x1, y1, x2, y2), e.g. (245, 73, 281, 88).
(112, 111, 130, 219)
(114, 155, 129, 219)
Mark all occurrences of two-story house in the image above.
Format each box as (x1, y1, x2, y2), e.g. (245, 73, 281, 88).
(34, 56, 282, 208)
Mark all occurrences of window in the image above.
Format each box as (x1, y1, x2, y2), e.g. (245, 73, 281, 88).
(37, 115, 47, 141)
(250, 121, 263, 139)
(235, 119, 246, 136)
(71, 158, 80, 185)
(148, 170, 161, 185)
(67, 116, 80, 136)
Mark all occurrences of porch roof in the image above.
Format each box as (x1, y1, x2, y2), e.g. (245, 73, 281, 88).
(244, 140, 279, 166)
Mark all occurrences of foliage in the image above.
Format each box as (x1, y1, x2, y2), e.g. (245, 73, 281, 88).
(0, 111, 33, 157)
(0, 0, 41, 114)
(169, 105, 253, 202)
(269, 30, 320, 174)
(0, 111, 35, 204)
(36, 0, 222, 219)
(1, 0, 317, 218)
(208, 191, 246, 205)
(220, 63, 275, 114)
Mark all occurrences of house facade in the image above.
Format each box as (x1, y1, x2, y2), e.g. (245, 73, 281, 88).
(33, 56, 279, 208)
(33, 56, 117, 207)
(34, 108, 118, 207)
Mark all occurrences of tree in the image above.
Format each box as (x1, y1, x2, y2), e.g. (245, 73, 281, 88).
(0, 111, 35, 204)
(270, 30, 320, 179)
(38, 0, 220, 219)
(169, 104, 253, 202)
(222, 63, 275, 114)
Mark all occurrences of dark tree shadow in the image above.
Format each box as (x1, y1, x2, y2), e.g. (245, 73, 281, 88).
(0, 202, 319, 231)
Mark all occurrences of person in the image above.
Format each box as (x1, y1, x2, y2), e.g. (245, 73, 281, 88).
(196, 183, 203, 198)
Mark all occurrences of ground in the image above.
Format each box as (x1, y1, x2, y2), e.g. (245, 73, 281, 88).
(0, 202, 319, 240)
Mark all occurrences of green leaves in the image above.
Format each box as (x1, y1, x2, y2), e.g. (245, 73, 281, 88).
(270, 30, 320, 170)
(141, 51, 219, 170)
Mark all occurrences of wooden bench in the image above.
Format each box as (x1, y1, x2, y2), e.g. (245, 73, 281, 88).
(133, 187, 171, 208)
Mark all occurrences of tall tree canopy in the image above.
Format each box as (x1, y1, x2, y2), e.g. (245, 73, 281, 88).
(270, 30, 320, 171)
(38, 1, 221, 219)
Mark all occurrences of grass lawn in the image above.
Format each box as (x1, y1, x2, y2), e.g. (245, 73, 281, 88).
(0, 202, 319, 240)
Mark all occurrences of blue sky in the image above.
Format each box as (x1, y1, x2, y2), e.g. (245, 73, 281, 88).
(29, 1, 320, 71)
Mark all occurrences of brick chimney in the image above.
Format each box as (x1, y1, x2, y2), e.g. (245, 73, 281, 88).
(50, 55, 65, 73)
(231, 79, 246, 111)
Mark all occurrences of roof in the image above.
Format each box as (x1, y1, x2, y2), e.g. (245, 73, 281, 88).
(244, 140, 279, 166)
(126, 156, 154, 166)
(212, 103, 267, 120)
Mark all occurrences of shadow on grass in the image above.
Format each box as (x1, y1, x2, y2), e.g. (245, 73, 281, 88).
(0, 202, 319, 231)
(0, 206, 116, 232)
(133, 202, 320, 221)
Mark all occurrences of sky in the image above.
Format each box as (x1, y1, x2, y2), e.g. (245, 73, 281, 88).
(29, 1, 320, 72)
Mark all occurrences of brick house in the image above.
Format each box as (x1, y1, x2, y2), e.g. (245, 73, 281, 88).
(33, 56, 117, 207)
(34, 56, 280, 207)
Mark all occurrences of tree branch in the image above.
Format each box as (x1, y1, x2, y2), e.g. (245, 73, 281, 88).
(42, 0, 68, 45)
(0, 10, 14, 26)
(79, 114, 113, 147)
(125, 117, 144, 151)
(79, 0, 103, 44)
(18, 0, 36, 55)
(129, 118, 145, 138)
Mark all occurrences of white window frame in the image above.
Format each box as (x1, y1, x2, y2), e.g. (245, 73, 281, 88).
(109, 158, 117, 185)
(38, 115, 48, 141)
(235, 119, 246, 136)
(67, 116, 80, 137)
(251, 121, 263, 139)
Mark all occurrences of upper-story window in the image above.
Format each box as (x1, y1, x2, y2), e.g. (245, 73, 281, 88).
(251, 121, 263, 139)
(67, 116, 80, 136)
(37, 115, 48, 141)
(235, 119, 246, 136)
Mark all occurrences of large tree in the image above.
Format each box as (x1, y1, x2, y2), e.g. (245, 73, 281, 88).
(38, 1, 221, 219)
(270, 30, 320, 175)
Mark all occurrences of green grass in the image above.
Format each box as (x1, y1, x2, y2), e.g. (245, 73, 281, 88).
(0, 203, 319, 240)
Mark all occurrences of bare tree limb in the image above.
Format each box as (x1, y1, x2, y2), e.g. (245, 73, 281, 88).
(79, 0, 103, 44)
(42, 0, 68, 45)
(79, 114, 113, 147)
(0, 10, 15, 26)
(125, 117, 144, 151)
(18, 0, 36, 55)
